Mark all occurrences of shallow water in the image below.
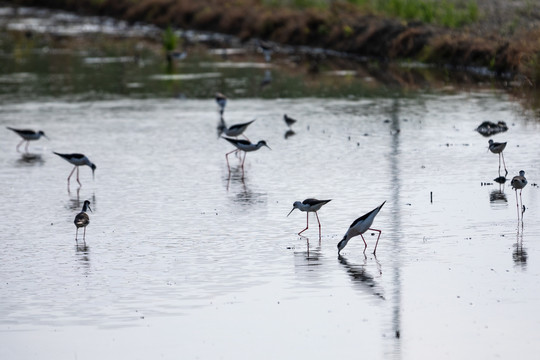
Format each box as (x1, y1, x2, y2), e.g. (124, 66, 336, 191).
(1, 6, 540, 360)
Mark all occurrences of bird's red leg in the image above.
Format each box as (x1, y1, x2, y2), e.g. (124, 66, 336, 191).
(67, 166, 77, 186)
(75, 228, 79, 241)
(16, 139, 24, 152)
(76, 166, 81, 186)
(298, 213, 309, 235)
(369, 228, 383, 254)
(501, 153, 508, 176)
(360, 234, 368, 252)
(24, 141, 30, 153)
(83, 227, 86, 240)
(315, 211, 322, 237)
(515, 190, 520, 220)
(225, 149, 237, 171)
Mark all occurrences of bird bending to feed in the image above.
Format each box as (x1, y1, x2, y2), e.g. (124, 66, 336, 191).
(488, 139, 508, 176)
(215, 92, 227, 115)
(222, 137, 270, 172)
(6, 127, 48, 153)
(287, 198, 331, 237)
(74, 200, 92, 242)
(53, 152, 96, 187)
(284, 114, 297, 127)
(223, 119, 256, 139)
(511, 170, 527, 219)
(337, 201, 386, 255)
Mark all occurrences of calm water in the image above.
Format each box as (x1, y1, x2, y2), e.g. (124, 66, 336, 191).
(1, 6, 540, 360)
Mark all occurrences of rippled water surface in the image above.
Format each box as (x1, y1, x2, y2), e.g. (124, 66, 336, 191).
(1, 6, 540, 360)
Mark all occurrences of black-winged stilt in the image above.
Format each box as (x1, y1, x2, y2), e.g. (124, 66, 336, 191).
(338, 201, 386, 255)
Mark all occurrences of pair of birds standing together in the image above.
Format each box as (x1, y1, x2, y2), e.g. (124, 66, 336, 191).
(7, 126, 96, 242)
(287, 198, 386, 255)
(215, 93, 271, 173)
(488, 139, 528, 220)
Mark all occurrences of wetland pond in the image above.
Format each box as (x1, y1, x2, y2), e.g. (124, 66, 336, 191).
(1, 6, 540, 360)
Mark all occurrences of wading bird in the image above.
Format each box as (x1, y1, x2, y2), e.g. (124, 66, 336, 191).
(511, 170, 527, 220)
(284, 114, 297, 127)
(222, 137, 270, 174)
(215, 92, 227, 115)
(337, 201, 386, 255)
(223, 119, 256, 139)
(488, 139, 508, 176)
(6, 127, 48, 153)
(287, 198, 331, 237)
(74, 200, 92, 242)
(53, 152, 96, 187)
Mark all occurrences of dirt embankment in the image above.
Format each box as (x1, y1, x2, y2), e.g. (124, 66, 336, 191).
(8, 0, 540, 84)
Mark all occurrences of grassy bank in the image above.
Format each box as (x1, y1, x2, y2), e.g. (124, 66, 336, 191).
(6, 0, 540, 84)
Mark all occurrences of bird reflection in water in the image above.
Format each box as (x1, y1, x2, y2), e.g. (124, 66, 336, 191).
(293, 241, 322, 269)
(489, 189, 507, 204)
(224, 169, 266, 206)
(284, 129, 295, 139)
(75, 243, 91, 274)
(260, 69, 272, 88)
(16, 153, 44, 166)
(67, 189, 96, 212)
(513, 231, 527, 270)
(338, 255, 384, 300)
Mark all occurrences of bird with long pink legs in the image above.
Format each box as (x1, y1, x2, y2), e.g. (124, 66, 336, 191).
(222, 137, 270, 177)
(338, 201, 386, 255)
(511, 170, 527, 221)
(287, 198, 331, 238)
(488, 139, 508, 176)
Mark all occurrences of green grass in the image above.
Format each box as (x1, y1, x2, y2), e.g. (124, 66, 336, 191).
(264, 0, 480, 28)
(162, 25, 177, 52)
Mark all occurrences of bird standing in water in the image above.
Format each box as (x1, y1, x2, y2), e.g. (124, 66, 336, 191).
(74, 200, 92, 242)
(488, 139, 508, 176)
(53, 152, 96, 187)
(337, 201, 386, 255)
(511, 170, 527, 220)
(6, 127, 48, 153)
(287, 198, 331, 237)
(215, 92, 227, 115)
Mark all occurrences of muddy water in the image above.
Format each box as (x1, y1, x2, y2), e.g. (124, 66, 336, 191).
(1, 6, 540, 360)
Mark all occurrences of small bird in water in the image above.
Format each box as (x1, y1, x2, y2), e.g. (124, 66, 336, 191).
(287, 198, 331, 237)
(488, 139, 508, 176)
(222, 137, 270, 174)
(6, 127, 48, 153)
(53, 152, 96, 187)
(215, 92, 227, 115)
(511, 170, 527, 220)
(337, 201, 386, 255)
(283, 114, 297, 128)
(74, 200, 92, 242)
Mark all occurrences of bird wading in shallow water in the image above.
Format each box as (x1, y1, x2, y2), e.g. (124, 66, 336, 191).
(287, 198, 331, 237)
(6, 127, 48, 153)
(53, 152, 96, 187)
(74, 200, 92, 242)
(222, 137, 270, 174)
(283, 114, 297, 127)
(488, 139, 508, 176)
(511, 170, 527, 220)
(215, 92, 227, 115)
(338, 201, 386, 255)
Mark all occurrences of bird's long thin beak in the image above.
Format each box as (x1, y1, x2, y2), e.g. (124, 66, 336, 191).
(287, 208, 295, 217)
(92, 168, 95, 180)
(88, 205, 93, 212)
(44, 135, 49, 140)
(266, 145, 272, 150)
